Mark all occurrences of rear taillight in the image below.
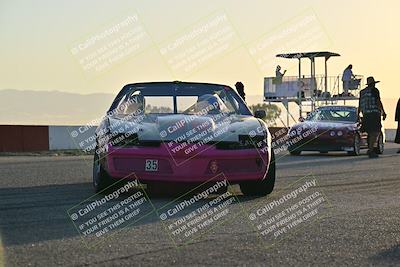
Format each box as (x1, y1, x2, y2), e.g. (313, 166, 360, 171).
(209, 160, 218, 174)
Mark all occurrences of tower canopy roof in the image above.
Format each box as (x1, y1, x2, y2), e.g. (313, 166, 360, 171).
(276, 51, 340, 59)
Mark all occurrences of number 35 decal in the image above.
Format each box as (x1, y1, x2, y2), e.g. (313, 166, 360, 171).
(145, 159, 158, 172)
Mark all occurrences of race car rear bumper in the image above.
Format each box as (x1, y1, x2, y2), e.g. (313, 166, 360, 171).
(104, 143, 270, 182)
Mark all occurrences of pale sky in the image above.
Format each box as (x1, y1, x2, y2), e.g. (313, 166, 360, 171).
(0, 0, 399, 125)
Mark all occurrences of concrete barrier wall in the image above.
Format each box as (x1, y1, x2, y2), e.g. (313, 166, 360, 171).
(385, 129, 396, 142)
(48, 126, 96, 151)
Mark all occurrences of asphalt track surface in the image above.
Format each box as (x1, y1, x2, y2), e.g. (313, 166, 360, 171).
(0, 144, 399, 266)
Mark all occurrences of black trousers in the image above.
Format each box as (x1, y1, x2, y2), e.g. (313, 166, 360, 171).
(362, 113, 382, 133)
(395, 121, 400, 144)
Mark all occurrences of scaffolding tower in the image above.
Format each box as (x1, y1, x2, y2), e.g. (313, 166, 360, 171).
(264, 51, 363, 126)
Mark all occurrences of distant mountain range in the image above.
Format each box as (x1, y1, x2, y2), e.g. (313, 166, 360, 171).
(0, 89, 397, 128)
(0, 89, 114, 126)
(0, 89, 264, 126)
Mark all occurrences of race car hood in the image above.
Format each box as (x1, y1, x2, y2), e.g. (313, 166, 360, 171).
(290, 120, 358, 132)
(107, 113, 268, 143)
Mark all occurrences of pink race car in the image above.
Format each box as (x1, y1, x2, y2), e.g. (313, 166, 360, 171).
(93, 82, 275, 196)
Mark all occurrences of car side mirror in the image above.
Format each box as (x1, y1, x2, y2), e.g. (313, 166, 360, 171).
(254, 110, 266, 119)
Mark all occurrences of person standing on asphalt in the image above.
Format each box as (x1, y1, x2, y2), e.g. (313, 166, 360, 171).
(358, 76, 387, 158)
(395, 97, 400, 153)
(235, 81, 246, 101)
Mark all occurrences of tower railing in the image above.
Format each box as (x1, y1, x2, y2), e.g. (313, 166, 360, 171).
(264, 74, 364, 126)
(264, 74, 363, 101)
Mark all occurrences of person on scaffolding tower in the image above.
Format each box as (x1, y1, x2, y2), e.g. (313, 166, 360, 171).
(342, 64, 356, 96)
(275, 65, 287, 84)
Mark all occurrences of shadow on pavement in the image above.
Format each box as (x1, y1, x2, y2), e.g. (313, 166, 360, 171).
(370, 244, 400, 265)
(0, 182, 257, 246)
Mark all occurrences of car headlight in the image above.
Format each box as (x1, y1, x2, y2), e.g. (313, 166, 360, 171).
(337, 131, 343, 136)
(330, 131, 336, 137)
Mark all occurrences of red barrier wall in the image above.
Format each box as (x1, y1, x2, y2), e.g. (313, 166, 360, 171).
(0, 125, 49, 152)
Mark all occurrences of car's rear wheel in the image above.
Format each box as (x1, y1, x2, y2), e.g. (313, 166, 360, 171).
(374, 133, 384, 154)
(240, 150, 276, 196)
(348, 134, 361, 156)
(93, 150, 113, 193)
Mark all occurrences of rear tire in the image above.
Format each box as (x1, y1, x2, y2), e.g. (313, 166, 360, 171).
(240, 150, 276, 196)
(348, 134, 361, 156)
(93, 150, 113, 193)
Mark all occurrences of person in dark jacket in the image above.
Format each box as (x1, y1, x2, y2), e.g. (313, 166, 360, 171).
(395, 98, 400, 153)
(358, 77, 387, 158)
(235, 82, 246, 101)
